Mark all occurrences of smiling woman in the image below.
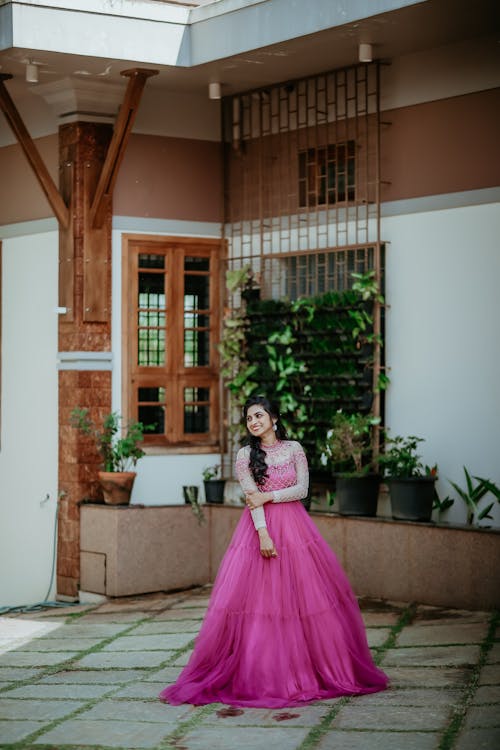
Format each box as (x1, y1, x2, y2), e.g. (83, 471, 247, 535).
(159, 394, 388, 708)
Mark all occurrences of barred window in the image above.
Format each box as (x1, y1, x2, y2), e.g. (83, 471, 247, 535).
(124, 237, 221, 446)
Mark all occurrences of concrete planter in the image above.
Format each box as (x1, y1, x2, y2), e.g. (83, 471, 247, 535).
(80, 505, 500, 609)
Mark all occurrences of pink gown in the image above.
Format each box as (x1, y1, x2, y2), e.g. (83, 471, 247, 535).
(159, 440, 388, 708)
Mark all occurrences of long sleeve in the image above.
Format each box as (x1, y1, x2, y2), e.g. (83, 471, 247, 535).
(271, 442, 309, 503)
(235, 446, 267, 530)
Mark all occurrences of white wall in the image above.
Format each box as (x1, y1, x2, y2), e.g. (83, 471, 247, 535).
(383, 202, 500, 527)
(0, 231, 59, 607)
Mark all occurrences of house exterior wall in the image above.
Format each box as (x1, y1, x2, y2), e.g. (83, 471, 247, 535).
(383, 200, 500, 527)
(0, 30, 499, 605)
(0, 230, 59, 607)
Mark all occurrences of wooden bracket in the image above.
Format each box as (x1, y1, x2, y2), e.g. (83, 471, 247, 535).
(89, 68, 158, 229)
(0, 74, 69, 228)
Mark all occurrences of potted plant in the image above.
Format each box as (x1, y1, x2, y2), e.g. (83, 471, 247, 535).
(379, 434, 437, 522)
(318, 411, 381, 516)
(202, 464, 226, 504)
(70, 408, 149, 505)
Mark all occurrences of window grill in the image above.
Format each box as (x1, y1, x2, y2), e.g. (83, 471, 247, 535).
(222, 62, 382, 290)
(221, 63, 384, 459)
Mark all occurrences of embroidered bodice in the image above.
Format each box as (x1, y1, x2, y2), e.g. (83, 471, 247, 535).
(235, 440, 309, 530)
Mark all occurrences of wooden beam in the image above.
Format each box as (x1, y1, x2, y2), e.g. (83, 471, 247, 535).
(0, 74, 69, 229)
(89, 68, 158, 229)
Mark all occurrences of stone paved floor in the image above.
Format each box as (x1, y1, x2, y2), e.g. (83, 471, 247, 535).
(0, 587, 498, 750)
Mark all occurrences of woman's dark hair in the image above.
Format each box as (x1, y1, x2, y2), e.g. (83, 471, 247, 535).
(242, 395, 288, 486)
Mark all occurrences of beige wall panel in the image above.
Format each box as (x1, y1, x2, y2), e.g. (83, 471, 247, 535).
(381, 88, 500, 203)
(0, 134, 58, 225)
(114, 133, 223, 222)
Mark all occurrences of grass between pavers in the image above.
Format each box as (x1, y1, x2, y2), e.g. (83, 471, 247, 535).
(436, 610, 499, 750)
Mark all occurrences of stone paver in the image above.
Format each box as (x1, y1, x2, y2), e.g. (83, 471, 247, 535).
(142, 666, 182, 683)
(351, 686, 461, 707)
(0, 588, 497, 750)
(77, 698, 193, 723)
(479, 663, 500, 685)
(0, 666, 43, 681)
(38, 668, 147, 684)
(13, 636, 103, 651)
(200, 703, 331, 727)
(317, 730, 440, 750)
(178, 726, 310, 750)
(112, 681, 167, 698)
(361, 611, 401, 627)
(464, 705, 500, 728)
(34, 719, 173, 747)
(333, 702, 451, 731)
(0, 650, 78, 666)
(75, 650, 173, 668)
(382, 645, 481, 667)
(171, 649, 193, 666)
(4, 682, 116, 699)
(397, 623, 487, 646)
(153, 608, 207, 620)
(486, 642, 500, 663)
(0, 697, 84, 720)
(455, 727, 500, 749)
(388, 665, 472, 688)
(131, 620, 201, 635)
(39, 623, 130, 638)
(472, 684, 500, 704)
(102, 633, 194, 651)
(365, 628, 390, 647)
(0, 720, 46, 743)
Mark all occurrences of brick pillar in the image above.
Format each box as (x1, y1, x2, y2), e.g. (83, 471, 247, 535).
(57, 122, 113, 598)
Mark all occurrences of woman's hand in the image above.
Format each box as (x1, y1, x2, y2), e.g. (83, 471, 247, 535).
(245, 491, 271, 510)
(257, 528, 278, 559)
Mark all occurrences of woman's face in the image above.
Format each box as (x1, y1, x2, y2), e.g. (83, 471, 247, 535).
(246, 404, 275, 440)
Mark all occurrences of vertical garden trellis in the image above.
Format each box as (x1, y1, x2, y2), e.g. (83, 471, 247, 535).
(221, 62, 384, 462)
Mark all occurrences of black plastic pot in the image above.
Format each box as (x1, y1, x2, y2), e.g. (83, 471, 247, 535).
(204, 479, 226, 504)
(387, 476, 436, 521)
(335, 474, 381, 517)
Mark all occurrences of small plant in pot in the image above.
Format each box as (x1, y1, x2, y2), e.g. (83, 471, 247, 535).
(70, 408, 149, 505)
(202, 464, 226, 504)
(379, 434, 437, 522)
(318, 411, 382, 516)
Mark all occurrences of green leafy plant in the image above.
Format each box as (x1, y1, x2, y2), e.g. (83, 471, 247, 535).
(432, 489, 454, 515)
(202, 464, 221, 482)
(183, 486, 205, 526)
(380, 435, 437, 479)
(70, 408, 150, 472)
(448, 468, 500, 525)
(318, 411, 381, 476)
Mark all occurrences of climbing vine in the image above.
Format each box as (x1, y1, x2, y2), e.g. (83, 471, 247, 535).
(219, 269, 386, 467)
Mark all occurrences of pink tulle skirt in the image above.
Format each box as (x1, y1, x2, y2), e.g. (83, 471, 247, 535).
(159, 501, 388, 708)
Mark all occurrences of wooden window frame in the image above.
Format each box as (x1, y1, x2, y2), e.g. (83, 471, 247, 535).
(122, 234, 222, 449)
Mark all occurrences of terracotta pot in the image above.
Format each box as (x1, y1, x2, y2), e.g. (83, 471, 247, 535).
(98, 471, 136, 505)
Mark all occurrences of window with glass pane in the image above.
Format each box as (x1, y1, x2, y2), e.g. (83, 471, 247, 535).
(138, 255, 166, 367)
(127, 239, 220, 446)
(184, 387, 210, 433)
(184, 256, 210, 368)
(299, 141, 355, 208)
(138, 387, 166, 434)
